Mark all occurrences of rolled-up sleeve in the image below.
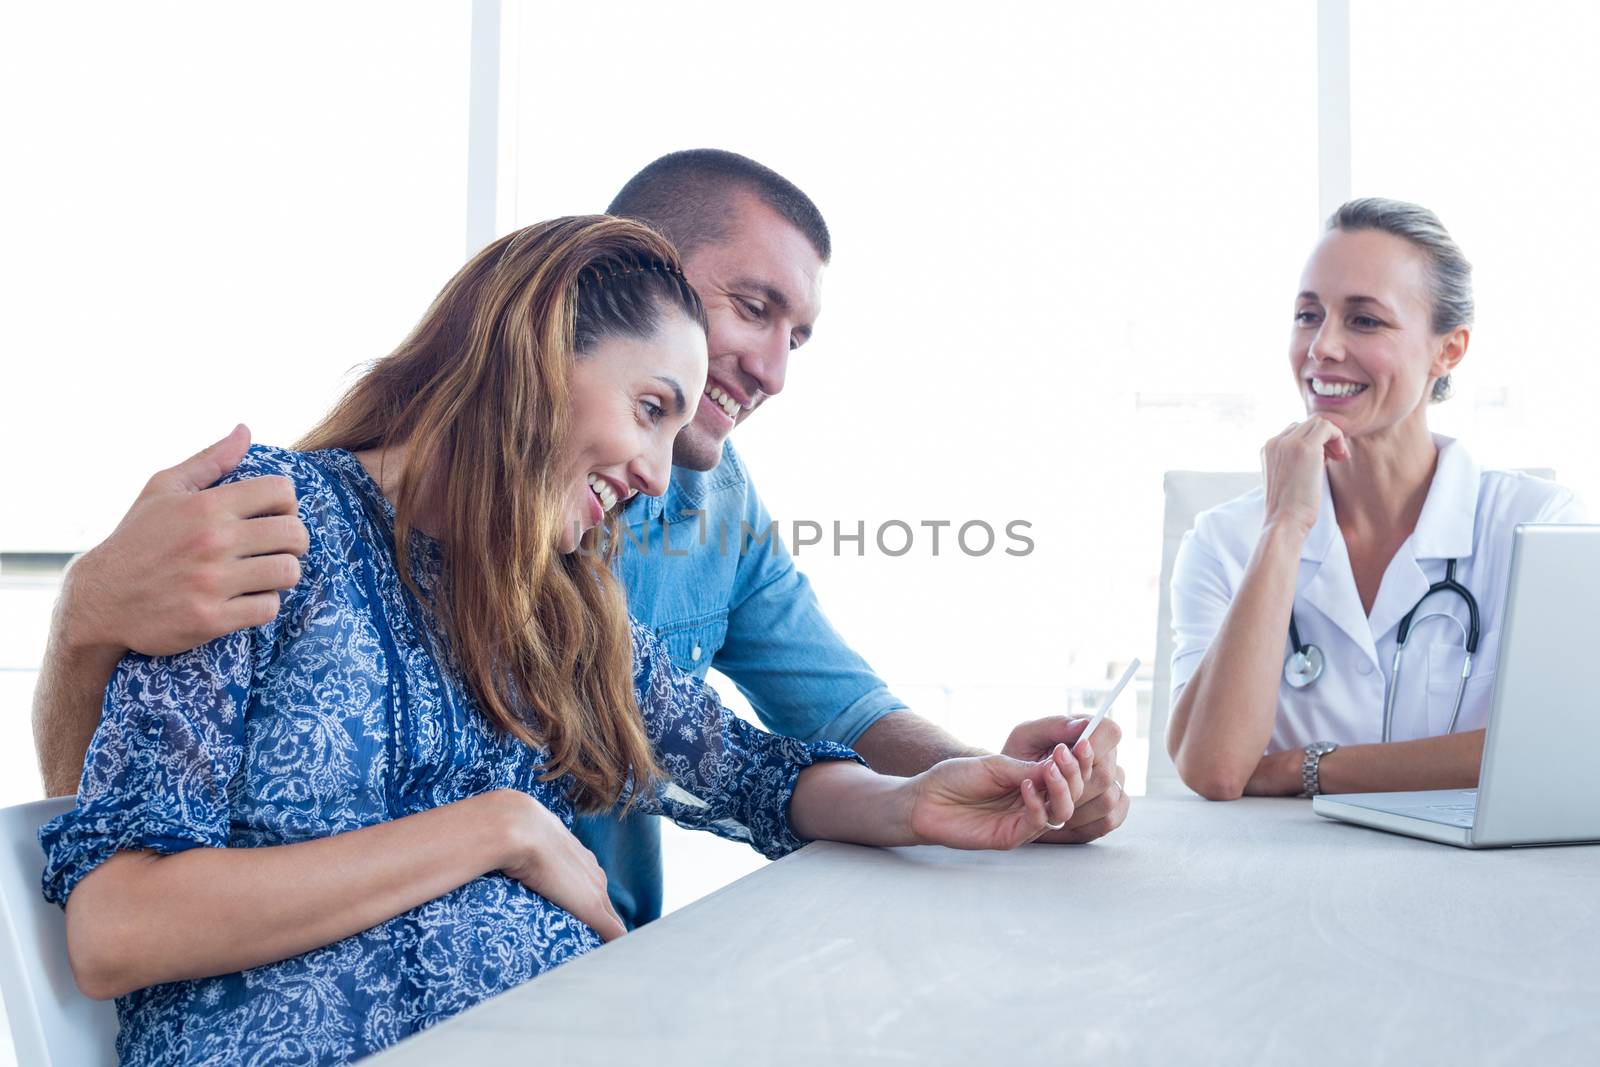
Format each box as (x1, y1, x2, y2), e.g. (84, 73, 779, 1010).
(39, 631, 257, 905)
(627, 618, 866, 859)
(38, 446, 310, 906)
(713, 479, 907, 747)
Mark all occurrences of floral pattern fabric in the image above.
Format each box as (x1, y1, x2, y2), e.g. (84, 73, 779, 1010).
(40, 445, 859, 1066)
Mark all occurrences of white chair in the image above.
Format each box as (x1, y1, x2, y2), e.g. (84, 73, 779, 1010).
(1146, 472, 1261, 797)
(0, 797, 117, 1067)
(1144, 466, 1557, 797)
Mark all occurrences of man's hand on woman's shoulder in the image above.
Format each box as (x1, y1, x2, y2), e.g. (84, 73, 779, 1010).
(61, 425, 309, 659)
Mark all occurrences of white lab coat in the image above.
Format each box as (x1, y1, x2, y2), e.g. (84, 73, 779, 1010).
(1170, 436, 1584, 752)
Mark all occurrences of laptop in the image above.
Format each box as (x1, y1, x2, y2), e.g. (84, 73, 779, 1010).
(1314, 524, 1600, 848)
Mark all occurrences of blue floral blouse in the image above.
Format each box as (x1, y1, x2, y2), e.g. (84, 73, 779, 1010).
(40, 445, 859, 1066)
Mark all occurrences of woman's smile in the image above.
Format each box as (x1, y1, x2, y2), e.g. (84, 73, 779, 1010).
(585, 472, 625, 520)
(1305, 375, 1370, 409)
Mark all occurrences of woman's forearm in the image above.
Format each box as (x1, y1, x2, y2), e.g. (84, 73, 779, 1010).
(1168, 522, 1306, 800)
(1315, 729, 1485, 794)
(65, 789, 526, 1000)
(787, 761, 919, 847)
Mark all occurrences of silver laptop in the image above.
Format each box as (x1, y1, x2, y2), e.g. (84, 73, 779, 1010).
(1314, 524, 1600, 848)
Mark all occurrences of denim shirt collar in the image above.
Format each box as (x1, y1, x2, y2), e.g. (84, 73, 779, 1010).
(622, 440, 748, 526)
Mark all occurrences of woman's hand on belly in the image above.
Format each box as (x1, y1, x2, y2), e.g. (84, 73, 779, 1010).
(493, 791, 628, 943)
(63, 788, 584, 1000)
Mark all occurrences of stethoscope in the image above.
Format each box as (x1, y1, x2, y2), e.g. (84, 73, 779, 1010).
(1284, 558, 1480, 742)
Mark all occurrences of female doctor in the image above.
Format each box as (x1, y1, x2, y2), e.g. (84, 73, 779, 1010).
(1166, 198, 1583, 801)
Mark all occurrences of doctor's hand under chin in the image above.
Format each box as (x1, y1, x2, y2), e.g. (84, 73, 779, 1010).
(1260, 418, 1351, 537)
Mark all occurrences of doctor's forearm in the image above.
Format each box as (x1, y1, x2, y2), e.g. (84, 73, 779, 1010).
(1314, 730, 1485, 795)
(1169, 523, 1306, 799)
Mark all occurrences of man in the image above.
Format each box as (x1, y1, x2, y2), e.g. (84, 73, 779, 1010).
(33, 149, 1128, 931)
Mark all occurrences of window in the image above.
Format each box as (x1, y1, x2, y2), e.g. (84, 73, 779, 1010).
(0, 2, 471, 812)
(1350, 0, 1600, 504)
(507, 1, 1320, 790)
(0, 2, 470, 551)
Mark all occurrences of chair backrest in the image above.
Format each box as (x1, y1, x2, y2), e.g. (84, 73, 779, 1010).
(1147, 472, 1262, 796)
(0, 797, 117, 1067)
(1145, 466, 1557, 796)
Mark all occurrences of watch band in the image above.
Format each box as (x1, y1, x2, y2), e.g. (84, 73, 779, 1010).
(1301, 741, 1340, 797)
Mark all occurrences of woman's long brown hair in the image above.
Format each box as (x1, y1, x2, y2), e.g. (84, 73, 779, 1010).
(298, 216, 705, 812)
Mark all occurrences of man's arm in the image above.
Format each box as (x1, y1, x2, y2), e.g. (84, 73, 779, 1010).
(32, 426, 307, 796)
(849, 709, 984, 775)
(711, 461, 1127, 842)
(720, 572, 1132, 838)
(32, 604, 128, 797)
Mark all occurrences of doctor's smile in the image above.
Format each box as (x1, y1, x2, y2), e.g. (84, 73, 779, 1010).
(1305, 376, 1367, 400)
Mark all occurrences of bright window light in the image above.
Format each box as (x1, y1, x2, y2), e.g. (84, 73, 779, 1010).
(0, 2, 470, 551)
(1351, 0, 1600, 505)
(508, 1, 1319, 788)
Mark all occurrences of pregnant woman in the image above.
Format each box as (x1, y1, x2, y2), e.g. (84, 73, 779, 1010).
(42, 215, 1088, 1065)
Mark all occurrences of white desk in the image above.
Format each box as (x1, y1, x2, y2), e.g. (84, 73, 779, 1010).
(369, 797, 1600, 1065)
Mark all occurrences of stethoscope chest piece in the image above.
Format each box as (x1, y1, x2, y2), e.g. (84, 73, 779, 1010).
(1280, 557, 1480, 738)
(1284, 643, 1325, 689)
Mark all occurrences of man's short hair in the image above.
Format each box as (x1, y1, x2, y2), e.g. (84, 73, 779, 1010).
(607, 149, 831, 264)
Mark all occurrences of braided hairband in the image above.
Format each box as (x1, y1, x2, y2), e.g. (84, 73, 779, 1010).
(581, 257, 685, 287)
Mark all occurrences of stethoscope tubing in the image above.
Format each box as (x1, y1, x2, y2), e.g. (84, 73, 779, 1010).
(1285, 558, 1480, 742)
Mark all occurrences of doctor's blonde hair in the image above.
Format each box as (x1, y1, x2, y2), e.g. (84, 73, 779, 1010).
(1328, 198, 1474, 403)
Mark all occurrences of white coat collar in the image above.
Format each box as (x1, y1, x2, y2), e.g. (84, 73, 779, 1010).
(1409, 436, 1480, 560)
(1293, 435, 1480, 664)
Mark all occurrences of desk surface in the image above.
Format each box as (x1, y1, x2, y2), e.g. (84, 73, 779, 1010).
(370, 797, 1600, 1066)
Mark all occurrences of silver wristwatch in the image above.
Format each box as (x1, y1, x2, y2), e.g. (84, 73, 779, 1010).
(1301, 741, 1340, 797)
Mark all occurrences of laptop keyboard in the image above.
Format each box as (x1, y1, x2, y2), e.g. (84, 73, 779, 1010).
(1414, 792, 1478, 827)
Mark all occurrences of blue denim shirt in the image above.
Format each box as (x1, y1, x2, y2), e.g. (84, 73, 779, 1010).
(574, 442, 906, 927)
